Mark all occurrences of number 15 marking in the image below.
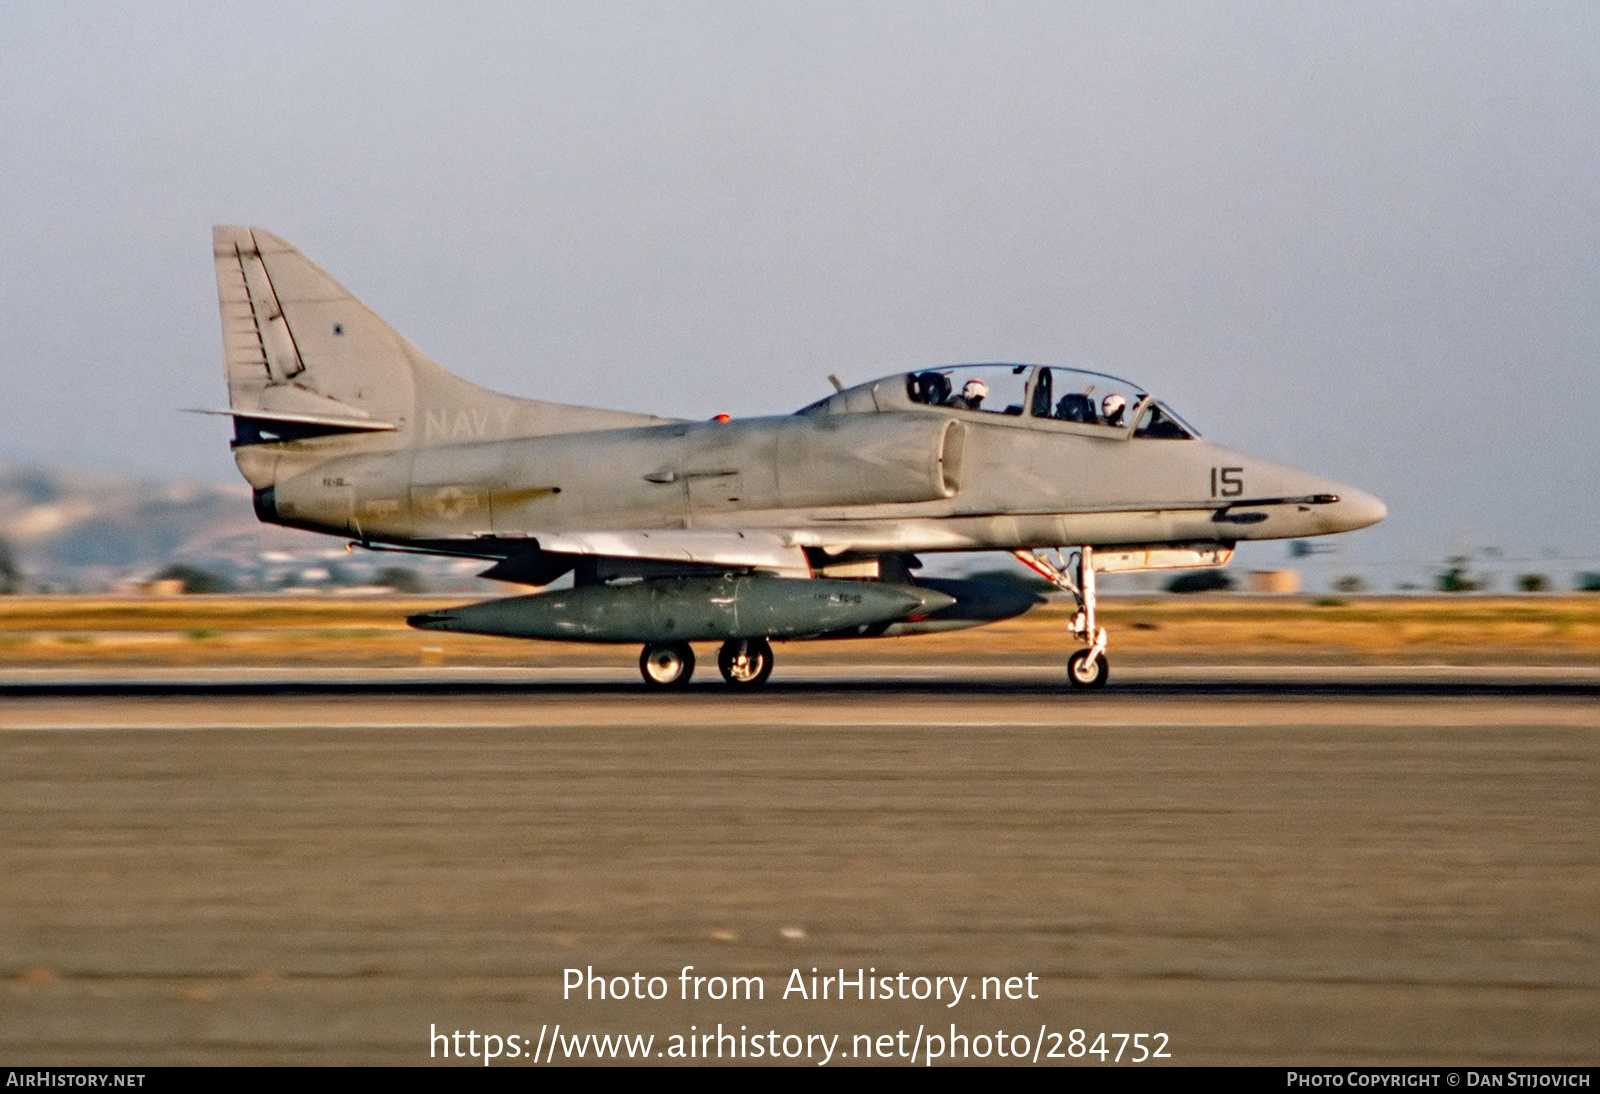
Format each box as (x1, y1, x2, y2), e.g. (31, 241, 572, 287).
(1210, 467, 1243, 498)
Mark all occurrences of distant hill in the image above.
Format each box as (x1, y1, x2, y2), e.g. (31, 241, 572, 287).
(0, 461, 333, 590)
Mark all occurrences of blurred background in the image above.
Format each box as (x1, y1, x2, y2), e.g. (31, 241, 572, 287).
(4, 10, 1596, 1066)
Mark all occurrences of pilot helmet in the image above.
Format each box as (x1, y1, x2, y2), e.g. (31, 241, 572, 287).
(1102, 393, 1127, 421)
(962, 379, 988, 399)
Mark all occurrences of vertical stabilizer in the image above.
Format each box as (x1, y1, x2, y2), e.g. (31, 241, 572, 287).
(213, 226, 417, 429)
(212, 227, 669, 450)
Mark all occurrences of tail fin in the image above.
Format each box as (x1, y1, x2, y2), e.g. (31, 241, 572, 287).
(212, 226, 663, 454)
(213, 226, 418, 432)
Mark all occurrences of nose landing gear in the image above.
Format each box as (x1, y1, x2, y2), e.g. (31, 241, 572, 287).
(1067, 646, 1109, 688)
(1013, 546, 1110, 689)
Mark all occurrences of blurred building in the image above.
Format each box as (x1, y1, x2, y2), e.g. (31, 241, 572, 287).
(1247, 570, 1302, 594)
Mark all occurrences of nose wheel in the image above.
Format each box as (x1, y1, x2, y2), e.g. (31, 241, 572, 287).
(1014, 545, 1110, 690)
(640, 642, 695, 687)
(1067, 648, 1109, 689)
(718, 638, 774, 686)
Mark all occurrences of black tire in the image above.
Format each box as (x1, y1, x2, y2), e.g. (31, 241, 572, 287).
(640, 642, 695, 687)
(717, 638, 774, 687)
(1066, 649, 1109, 689)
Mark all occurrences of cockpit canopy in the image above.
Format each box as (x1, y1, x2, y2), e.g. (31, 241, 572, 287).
(800, 363, 1199, 439)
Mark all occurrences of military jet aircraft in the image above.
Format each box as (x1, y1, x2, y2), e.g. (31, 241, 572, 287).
(205, 227, 1385, 688)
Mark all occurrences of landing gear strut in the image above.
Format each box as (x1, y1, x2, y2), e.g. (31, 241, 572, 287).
(1013, 546, 1110, 689)
(640, 642, 695, 687)
(718, 638, 774, 687)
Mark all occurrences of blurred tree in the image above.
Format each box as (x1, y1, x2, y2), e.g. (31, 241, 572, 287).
(1517, 574, 1549, 592)
(375, 566, 428, 593)
(0, 537, 22, 593)
(1166, 570, 1234, 594)
(1436, 557, 1481, 593)
(962, 568, 1051, 592)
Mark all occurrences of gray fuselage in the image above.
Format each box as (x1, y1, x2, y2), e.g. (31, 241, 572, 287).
(259, 372, 1384, 558)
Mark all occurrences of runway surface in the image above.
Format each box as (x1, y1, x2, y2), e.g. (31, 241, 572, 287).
(2, 668, 1596, 1065)
(3, 661, 1598, 696)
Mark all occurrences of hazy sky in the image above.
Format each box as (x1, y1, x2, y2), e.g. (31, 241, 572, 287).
(2, 2, 1597, 575)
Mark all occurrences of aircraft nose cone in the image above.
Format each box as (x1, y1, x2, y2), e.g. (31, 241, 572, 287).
(1334, 485, 1387, 531)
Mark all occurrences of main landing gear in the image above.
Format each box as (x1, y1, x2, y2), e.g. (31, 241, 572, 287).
(1013, 546, 1110, 690)
(717, 638, 774, 687)
(639, 638, 776, 687)
(640, 642, 695, 687)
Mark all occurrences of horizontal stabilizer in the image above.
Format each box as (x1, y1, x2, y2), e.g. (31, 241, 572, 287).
(187, 407, 397, 432)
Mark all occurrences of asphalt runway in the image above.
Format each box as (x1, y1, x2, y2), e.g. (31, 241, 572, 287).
(2, 670, 1596, 1065)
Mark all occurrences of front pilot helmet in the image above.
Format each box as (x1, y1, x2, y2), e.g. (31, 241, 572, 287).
(1102, 393, 1126, 419)
(963, 379, 988, 399)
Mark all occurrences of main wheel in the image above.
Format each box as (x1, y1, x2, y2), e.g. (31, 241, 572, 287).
(640, 642, 695, 687)
(1066, 649, 1109, 689)
(717, 638, 774, 687)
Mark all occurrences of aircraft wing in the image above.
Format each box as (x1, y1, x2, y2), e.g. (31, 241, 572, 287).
(526, 529, 812, 579)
